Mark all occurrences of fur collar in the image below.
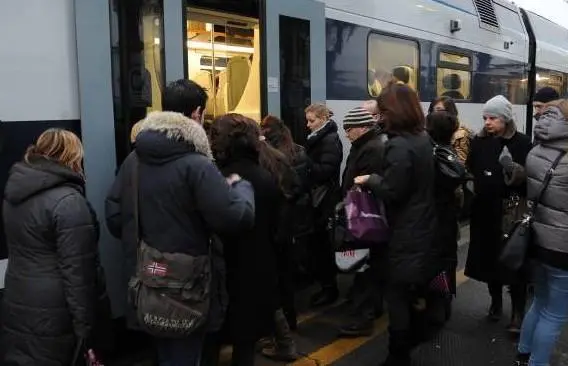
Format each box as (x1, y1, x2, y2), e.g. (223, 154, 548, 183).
(139, 111, 213, 159)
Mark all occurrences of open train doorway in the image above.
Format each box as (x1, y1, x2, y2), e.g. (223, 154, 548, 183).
(185, 0, 325, 146)
(186, 2, 261, 124)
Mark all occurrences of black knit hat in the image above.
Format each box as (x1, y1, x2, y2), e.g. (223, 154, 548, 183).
(343, 107, 376, 129)
(534, 87, 559, 103)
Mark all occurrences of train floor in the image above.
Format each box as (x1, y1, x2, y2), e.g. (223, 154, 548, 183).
(107, 225, 568, 366)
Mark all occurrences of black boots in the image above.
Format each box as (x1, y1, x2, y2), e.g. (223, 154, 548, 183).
(261, 308, 299, 362)
(514, 352, 530, 365)
(380, 329, 412, 366)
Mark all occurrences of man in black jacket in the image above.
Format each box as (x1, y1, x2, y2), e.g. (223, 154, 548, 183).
(338, 106, 387, 337)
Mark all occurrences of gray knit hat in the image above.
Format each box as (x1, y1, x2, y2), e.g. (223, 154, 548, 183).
(482, 95, 513, 121)
(343, 107, 376, 129)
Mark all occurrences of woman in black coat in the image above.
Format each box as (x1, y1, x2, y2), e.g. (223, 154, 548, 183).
(209, 114, 283, 366)
(1, 129, 98, 366)
(355, 85, 438, 366)
(304, 103, 343, 308)
(465, 95, 532, 333)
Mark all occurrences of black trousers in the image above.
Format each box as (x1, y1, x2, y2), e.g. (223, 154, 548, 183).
(200, 333, 256, 366)
(307, 227, 337, 289)
(349, 246, 386, 321)
(276, 240, 296, 323)
(488, 281, 527, 315)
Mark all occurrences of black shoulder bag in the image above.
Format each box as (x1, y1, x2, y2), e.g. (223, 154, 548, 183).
(127, 154, 212, 338)
(430, 138, 467, 183)
(500, 149, 566, 271)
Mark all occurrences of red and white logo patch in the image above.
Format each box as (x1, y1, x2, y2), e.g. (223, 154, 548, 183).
(145, 262, 168, 277)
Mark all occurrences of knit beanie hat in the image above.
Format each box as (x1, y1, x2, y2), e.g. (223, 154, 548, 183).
(534, 87, 559, 103)
(482, 95, 513, 122)
(343, 107, 376, 129)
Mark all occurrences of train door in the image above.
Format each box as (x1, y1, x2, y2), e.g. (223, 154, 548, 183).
(263, 0, 325, 146)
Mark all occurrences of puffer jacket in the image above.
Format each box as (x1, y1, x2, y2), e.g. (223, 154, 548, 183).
(306, 121, 343, 224)
(526, 103, 568, 270)
(105, 111, 255, 331)
(2, 157, 98, 366)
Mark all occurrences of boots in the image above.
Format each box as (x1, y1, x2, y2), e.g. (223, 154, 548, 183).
(514, 352, 530, 365)
(508, 285, 527, 334)
(380, 329, 411, 366)
(261, 308, 299, 362)
(488, 295, 503, 322)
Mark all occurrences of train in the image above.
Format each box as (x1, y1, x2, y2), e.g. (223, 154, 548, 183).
(1, 0, 567, 317)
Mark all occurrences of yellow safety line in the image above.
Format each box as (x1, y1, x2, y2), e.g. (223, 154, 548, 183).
(291, 269, 470, 366)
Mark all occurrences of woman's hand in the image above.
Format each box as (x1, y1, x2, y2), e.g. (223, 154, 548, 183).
(226, 174, 242, 185)
(354, 175, 370, 185)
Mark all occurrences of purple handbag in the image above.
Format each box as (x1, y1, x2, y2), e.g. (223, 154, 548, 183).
(344, 188, 389, 244)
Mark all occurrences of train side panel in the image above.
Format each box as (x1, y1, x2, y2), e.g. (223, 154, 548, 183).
(0, 0, 80, 289)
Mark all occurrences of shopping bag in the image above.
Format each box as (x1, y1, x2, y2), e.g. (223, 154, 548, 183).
(335, 249, 370, 273)
(345, 188, 389, 244)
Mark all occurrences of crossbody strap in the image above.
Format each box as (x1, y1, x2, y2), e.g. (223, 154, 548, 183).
(131, 153, 141, 244)
(531, 149, 566, 214)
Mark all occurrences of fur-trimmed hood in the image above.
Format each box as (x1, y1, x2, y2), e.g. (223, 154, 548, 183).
(137, 111, 212, 159)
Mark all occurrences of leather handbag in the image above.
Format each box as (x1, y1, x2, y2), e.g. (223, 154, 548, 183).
(500, 149, 566, 271)
(432, 142, 468, 183)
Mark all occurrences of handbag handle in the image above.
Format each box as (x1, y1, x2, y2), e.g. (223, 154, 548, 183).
(530, 149, 566, 215)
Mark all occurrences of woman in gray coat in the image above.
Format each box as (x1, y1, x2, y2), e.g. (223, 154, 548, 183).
(516, 99, 568, 366)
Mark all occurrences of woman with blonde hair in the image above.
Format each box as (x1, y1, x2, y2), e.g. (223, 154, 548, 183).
(304, 103, 343, 308)
(2, 129, 99, 365)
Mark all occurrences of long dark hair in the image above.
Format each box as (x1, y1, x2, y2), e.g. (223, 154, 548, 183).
(260, 115, 298, 159)
(210, 113, 291, 192)
(376, 84, 425, 135)
(428, 96, 459, 117)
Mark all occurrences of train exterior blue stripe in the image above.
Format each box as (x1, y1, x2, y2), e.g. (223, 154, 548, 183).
(428, 0, 476, 16)
(326, 18, 529, 104)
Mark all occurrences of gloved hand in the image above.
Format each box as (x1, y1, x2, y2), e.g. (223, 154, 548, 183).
(499, 146, 515, 174)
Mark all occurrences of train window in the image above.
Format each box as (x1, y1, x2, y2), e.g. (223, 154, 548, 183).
(535, 70, 565, 95)
(186, 9, 261, 123)
(437, 51, 472, 100)
(367, 33, 419, 97)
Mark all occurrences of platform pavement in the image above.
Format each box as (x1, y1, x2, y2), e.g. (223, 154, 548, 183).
(249, 224, 568, 366)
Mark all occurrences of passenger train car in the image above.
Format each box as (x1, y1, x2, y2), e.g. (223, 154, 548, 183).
(1, 0, 567, 315)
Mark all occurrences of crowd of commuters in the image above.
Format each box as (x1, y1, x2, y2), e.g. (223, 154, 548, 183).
(1, 76, 567, 366)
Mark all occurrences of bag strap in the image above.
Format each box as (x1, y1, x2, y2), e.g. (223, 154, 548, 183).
(532, 149, 566, 213)
(131, 153, 141, 244)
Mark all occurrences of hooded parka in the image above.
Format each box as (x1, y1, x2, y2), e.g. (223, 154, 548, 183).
(2, 157, 98, 366)
(105, 111, 255, 332)
(526, 103, 568, 270)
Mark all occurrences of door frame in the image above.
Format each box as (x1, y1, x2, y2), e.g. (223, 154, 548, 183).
(260, 0, 326, 119)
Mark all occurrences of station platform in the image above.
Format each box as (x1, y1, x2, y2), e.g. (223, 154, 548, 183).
(246, 226, 568, 366)
(105, 225, 568, 366)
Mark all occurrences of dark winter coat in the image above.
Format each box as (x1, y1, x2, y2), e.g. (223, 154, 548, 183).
(465, 122, 532, 283)
(280, 144, 312, 241)
(363, 132, 438, 285)
(526, 105, 568, 270)
(431, 143, 461, 293)
(105, 111, 255, 331)
(341, 128, 386, 196)
(306, 121, 343, 224)
(2, 157, 98, 366)
(216, 152, 282, 343)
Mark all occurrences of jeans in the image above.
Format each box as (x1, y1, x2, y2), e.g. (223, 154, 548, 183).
(155, 335, 203, 366)
(518, 262, 568, 366)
